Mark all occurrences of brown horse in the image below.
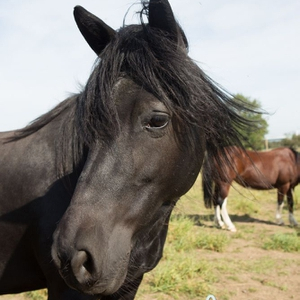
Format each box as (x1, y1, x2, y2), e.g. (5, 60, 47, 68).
(202, 146, 300, 231)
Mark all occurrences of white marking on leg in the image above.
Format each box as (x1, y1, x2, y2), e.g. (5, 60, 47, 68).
(220, 198, 236, 232)
(289, 212, 298, 226)
(276, 202, 284, 225)
(214, 205, 224, 228)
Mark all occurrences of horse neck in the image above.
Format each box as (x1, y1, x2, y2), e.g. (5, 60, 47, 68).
(8, 98, 86, 180)
(50, 103, 88, 179)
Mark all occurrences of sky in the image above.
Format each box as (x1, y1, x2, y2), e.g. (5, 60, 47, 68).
(0, 0, 299, 139)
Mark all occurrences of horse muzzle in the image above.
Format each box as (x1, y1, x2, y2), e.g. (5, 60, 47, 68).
(51, 225, 131, 295)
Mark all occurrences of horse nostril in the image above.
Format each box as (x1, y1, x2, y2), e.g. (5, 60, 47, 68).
(71, 250, 94, 285)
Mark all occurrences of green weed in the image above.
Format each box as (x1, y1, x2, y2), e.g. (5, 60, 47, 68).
(262, 232, 300, 252)
(248, 257, 276, 274)
(231, 198, 260, 215)
(168, 215, 230, 253)
(143, 254, 214, 298)
(194, 231, 230, 252)
(25, 290, 47, 300)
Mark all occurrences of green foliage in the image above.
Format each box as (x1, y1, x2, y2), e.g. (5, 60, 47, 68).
(167, 215, 230, 252)
(248, 257, 277, 274)
(166, 215, 195, 251)
(141, 215, 222, 298)
(12, 177, 300, 300)
(234, 94, 268, 150)
(138, 215, 229, 299)
(25, 290, 47, 300)
(146, 253, 214, 298)
(270, 134, 300, 149)
(262, 232, 300, 252)
(193, 231, 230, 252)
(230, 198, 260, 215)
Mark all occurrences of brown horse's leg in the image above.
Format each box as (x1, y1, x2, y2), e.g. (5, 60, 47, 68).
(214, 183, 236, 232)
(276, 185, 289, 225)
(213, 185, 225, 229)
(287, 188, 298, 226)
(220, 197, 236, 232)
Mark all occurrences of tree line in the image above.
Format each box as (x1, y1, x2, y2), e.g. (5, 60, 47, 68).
(234, 94, 299, 150)
(268, 134, 300, 150)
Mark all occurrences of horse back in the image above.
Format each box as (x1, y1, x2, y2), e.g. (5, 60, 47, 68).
(235, 147, 298, 189)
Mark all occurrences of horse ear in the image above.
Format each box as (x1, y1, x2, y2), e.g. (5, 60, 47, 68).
(148, 0, 179, 44)
(73, 6, 115, 55)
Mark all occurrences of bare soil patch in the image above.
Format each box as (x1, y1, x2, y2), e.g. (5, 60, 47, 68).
(206, 222, 300, 300)
(1, 181, 299, 300)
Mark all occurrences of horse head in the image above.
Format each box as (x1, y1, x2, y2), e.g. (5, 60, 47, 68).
(51, 0, 204, 296)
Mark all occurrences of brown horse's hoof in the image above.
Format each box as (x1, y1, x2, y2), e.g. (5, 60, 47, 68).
(276, 218, 284, 226)
(227, 226, 237, 232)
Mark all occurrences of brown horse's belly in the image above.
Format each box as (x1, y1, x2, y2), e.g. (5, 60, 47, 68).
(235, 171, 275, 190)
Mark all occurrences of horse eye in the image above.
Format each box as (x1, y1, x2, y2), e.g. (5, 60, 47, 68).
(145, 114, 169, 129)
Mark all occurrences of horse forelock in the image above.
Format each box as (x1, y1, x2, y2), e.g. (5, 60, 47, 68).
(76, 15, 252, 158)
(7, 6, 254, 174)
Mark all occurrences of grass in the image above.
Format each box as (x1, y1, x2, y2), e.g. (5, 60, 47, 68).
(167, 215, 230, 252)
(137, 214, 230, 299)
(231, 198, 260, 215)
(5, 175, 300, 300)
(137, 177, 300, 299)
(262, 232, 300, 252)
(24, 291, 47, 300)
(248, 256, 278, 274)
(144, 254, 214, 299)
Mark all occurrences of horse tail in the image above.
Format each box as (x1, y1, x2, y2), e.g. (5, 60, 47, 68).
(202, 155, 214, 209)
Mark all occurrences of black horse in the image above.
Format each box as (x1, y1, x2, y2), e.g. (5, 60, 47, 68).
(0, 1, 252, 299)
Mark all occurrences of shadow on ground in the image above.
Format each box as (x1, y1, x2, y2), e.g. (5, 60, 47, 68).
(175, 213, 283, 228)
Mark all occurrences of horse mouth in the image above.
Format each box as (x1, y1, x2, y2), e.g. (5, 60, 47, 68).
(52, 245, 129, 295)
(58, 263, 126, 296)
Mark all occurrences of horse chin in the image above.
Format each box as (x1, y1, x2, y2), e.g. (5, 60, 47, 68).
(61, 269, 127, 296)
(52, 246, 128, 296)
(80, 282, 124, 297)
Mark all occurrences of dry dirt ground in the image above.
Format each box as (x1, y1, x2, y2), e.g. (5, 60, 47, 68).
(1, 202, 299, 300)
(0, 295, 26, 300)
(139, 218, 300, 300)
(1, 222, 299, 300)
(203, 221, 300, 300)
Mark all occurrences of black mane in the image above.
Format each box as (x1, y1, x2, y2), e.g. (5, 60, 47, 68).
(6, 3, 254, 173)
